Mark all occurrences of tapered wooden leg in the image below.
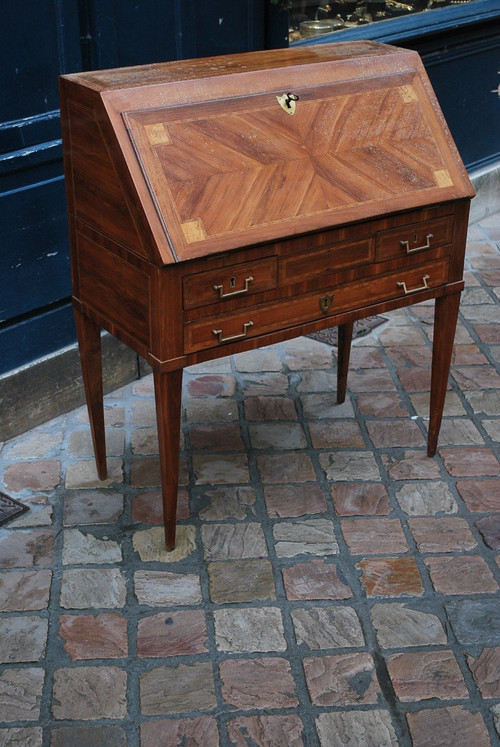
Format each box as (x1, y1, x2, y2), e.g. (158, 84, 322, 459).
(427, 291, 461, 456)
(337, 321, 354, 404)
(154, 367, 183, 550)
(74, 306, 107, 479)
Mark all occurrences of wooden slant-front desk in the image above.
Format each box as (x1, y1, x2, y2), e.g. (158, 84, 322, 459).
(60, 41, 474, 549)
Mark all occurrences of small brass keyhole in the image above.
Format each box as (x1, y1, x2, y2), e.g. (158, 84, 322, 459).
(230, 276, 236, 288)
(319, 293, 334, 314)
(277, 92, 299, 115)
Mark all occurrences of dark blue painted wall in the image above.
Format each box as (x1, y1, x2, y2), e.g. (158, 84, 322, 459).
(0, 2, 80, 374)
(0, 0, 498, 376)
(0, 0, 284, 376)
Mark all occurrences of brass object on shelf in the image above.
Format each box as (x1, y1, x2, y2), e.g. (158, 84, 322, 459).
(299, 18, 344, 35)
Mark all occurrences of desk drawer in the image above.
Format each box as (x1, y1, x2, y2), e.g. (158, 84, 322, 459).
(184, 258, 449, 353)
(183, 257, 277, 309)
(280, 239, 372, 283)
(375, 215, 454, 261)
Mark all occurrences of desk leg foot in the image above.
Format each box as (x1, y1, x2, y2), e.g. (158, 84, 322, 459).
(154, 367, 183, 551)
(74, 307, 107, 480)
(337, 322, 354, 404)
(427, 292, 461, 457)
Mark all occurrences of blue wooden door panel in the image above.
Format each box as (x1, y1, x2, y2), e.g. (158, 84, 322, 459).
(425, 40, 500, 172)
(110, 0, 186, 65)
(196, 0, 265, 57)
(0, 3, 81, 122)
(0, 2, 80, 374)
(0, 303, 75, 376)
(0, 112, 62, 158)
(79, 0, 266, 71)
(0, 177, 70, 323)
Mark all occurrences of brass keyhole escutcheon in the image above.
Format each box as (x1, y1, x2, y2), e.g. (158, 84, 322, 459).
(319, 293, 334, 314)
(230, 276, 236, 288)
(277, 92, 299, 115)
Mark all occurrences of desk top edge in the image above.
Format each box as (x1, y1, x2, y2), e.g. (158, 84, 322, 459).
(60, 41, 409, 93)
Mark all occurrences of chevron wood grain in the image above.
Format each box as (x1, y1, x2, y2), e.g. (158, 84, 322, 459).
(127, 81, 448, 252)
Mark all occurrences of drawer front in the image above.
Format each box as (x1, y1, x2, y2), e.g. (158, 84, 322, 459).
(375, 215, 454, 261)
(183, 257, 277, 310)
(280, 239, 372, 283)
(184, 258, 449, 353)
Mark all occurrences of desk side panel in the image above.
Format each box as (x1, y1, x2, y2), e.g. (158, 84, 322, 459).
(75, 229, 151, 354)
(59, 77, 161, 264)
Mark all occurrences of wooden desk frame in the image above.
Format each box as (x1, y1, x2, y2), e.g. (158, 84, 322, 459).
(60, 42, 473, 549)
(73, 268, 465, 550)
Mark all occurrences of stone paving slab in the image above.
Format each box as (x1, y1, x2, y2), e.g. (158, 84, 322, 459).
(0, 214, 499, 745)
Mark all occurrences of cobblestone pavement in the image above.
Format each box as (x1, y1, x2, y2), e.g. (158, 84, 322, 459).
(0, 212, 499, 746)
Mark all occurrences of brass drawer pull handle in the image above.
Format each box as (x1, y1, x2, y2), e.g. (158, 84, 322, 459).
(214, 276, 254, 299)
(397, 274, 430, 295)
(400, 233, 433, 254)
(212, 321, 254, 344)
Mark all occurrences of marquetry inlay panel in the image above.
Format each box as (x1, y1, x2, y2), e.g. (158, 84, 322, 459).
(124, 77, 455, 259)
